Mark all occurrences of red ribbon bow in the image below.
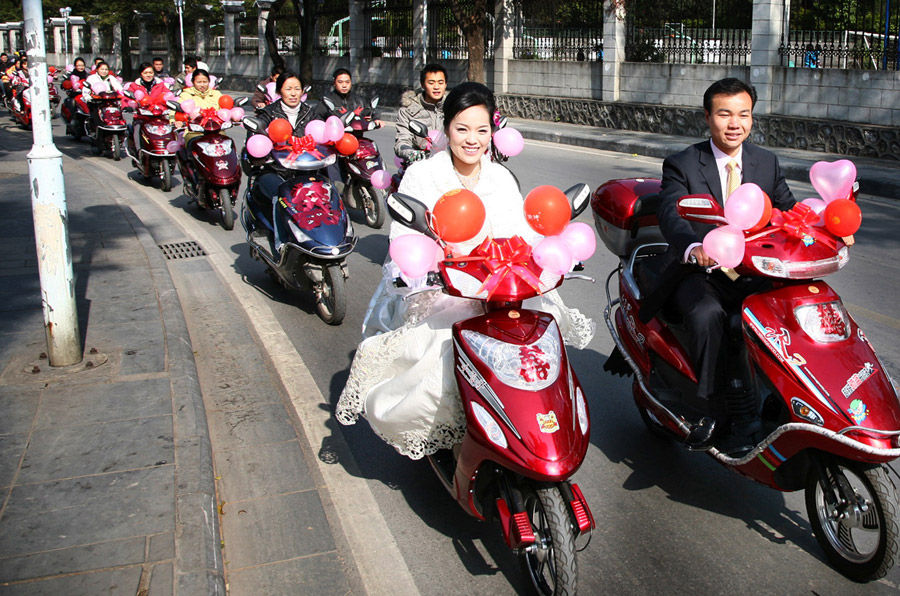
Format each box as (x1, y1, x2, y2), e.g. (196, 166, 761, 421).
(448, 236, 543, 300)
(197, 106, 219, 127)
(768, 203, 837, 249)
(276, 134, 323, 163)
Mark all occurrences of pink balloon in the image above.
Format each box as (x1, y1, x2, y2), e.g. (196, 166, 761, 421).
(164, 91, 176, 101)
(325, 115, 345, 142)
(810, 160, 856, 203)
(800, 197, 827, 223)
(724, 183, 765, 230)
(427, 129, 448, 151)
(265, 81, 277, 102)
(394, 156, 404, 169)
(305, 120, 327, 144)
(559, 222, 597, 262)
(163, 77, 175, 87)
(165, 140, 180, 153)
(371, 169, 392, 189)
(493, 127, 524, 157)
(179, 99, 196, 113)
(246, 134, 273, 158)
(133, 88, 146, 101)
(93, 81, 109, 93)
(703, 225, 745, 268)
(66, 63, 74, 71)
(389, 234, 442, 278)
(216, 108, 231, 122)
(533, 236, 574, 276)
(230, 107, 245, 121)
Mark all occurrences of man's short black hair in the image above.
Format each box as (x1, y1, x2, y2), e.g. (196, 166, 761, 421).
(271, 65, 284, 77)
(420, 63, 447, 86)
(152, 56, 164, 63)
(332, 67, 351, 80)
(703, 78, 757, 113)
(184, 57, 198, 69)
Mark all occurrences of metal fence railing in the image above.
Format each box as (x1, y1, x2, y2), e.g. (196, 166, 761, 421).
(426, 0, 493, 60)
(511, 0, 604, 61)
(316, 0, 350, 57)
(626, 26, 751, 64)
(363, 0, 414, 58)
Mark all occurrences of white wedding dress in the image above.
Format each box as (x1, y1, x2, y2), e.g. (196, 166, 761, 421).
(336, 150, 595, 459)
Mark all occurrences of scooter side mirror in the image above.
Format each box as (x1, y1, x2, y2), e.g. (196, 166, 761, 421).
(496, 115, 508, 129)
(166, 100, 182, 112)
(235, 96, 249, 107)
(256, 83, 266, 93)
(408, 120, 428, 138)
(242, 116, 261, 132)
(303, 85, 312, 95)
(676, 194, 728, 225)
(387, 193, 437, 240)
(564, 183, 591, 219)
(323, 96, 336, 111)
(122, 89, 134, 100)
(371, 96, 380, 109)
(341, 110, 355, 125)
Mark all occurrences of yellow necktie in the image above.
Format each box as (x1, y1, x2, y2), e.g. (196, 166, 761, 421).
(725, 160, 740, 201)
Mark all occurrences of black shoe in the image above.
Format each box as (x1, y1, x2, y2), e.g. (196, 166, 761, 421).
(685, 417, 716, 451)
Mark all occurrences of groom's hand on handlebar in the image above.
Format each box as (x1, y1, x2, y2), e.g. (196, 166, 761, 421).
(689, 246, 717, 268)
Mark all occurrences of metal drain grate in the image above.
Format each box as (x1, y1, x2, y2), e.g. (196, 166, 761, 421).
(158, 241, 207, 260)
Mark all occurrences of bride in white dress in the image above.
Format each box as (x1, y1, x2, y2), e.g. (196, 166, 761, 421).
(336, 83, 594, 459)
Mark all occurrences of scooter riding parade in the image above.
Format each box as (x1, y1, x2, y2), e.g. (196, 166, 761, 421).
(6, 4, 900, 592)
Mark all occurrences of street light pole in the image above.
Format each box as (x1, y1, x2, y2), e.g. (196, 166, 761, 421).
(174, 0, 186, 69)
(60, 6, 71, 65)
(25, 0, 83, 366)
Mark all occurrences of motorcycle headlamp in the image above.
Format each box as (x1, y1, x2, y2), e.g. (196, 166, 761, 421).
(144, 123, 173, 136)
(198, 139, 233, 157)
(795, 300, 850, 343)
(750, 246, 849, 279)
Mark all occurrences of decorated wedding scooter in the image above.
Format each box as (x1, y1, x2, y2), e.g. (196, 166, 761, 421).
(594, 159, 900, 581)
(385, 182, 597, 595)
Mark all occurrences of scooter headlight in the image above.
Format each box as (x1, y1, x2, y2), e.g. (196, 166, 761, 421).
(144, 123, 173, 136)
(750, 246, 849, 279)
(460, 321, 561, 391)
(795, 300, 850, 342)
(198, 138, 233, 157)
(471, 401, 508, 449)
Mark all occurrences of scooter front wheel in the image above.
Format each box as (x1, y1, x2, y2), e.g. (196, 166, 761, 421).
(520, 486, 577, 596)
(354, 181, 386, 229)
(160, 161, 172, 192)
(806, 460, 900, 582)
(111, 135, 121, 161)
(219, 188, 234, 230)
(315, 264, 346, 325)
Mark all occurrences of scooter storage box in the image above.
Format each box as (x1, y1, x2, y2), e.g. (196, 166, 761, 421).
(591, 178, 666, 257)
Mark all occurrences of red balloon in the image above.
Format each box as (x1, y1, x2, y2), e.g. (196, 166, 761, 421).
(61, 79, 73, 90)
(335, 133, 359, 156)
(139, 96, 151, 107)
(218, 94, 234, 109)
(431, 189, 486, 243)
(174, 111, 189, 122)
(524, 185, 570, 236)
(267, 118, 293, 144)
(824, 198, 862, 237)
(746, 191, 773, 234)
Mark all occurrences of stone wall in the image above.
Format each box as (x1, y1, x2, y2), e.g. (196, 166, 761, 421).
(506, 60, 603, 100)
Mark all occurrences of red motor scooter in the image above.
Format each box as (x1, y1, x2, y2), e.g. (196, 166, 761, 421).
(386, 187, 596, 595)
(87, 91, 127, 160)
(169, 98, 248, 230)
(123, 87, 177, 191)
(10, 83, 32, 129)
(60, 78, 90, 141)
(594, 177, 900, 582)
(321, 95, 389, 228)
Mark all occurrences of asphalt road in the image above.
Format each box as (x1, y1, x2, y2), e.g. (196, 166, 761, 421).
(43, 115, 900, 595)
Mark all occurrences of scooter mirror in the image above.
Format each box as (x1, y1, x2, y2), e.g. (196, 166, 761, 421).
(303, 85, 312, 95)
(496, 115, 509, 129)
(564, 183, 591, 218)
(371, 96, 380, 109)
(676, 194, 728, 225)
(341, 110, 355, 125)
(166, 100, 182, 112)
(122, 89, 134, 100)
(242, 116, 261, 132)
(256, 83, 265, 93)
(386, 193, 437, 239)
(408, 120, 428, 138)
(235, 96, 249, 107)
(323, 96, 336, 111)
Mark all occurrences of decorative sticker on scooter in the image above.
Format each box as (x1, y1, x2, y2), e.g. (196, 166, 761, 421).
(536, 411, 560, 434)
(281, 181, 341, 230)
(215, 160, 228, 170)
(762, 327, 806, 366)
(756, 444, 786, 471)
(519, 345, 550, 382)
(622, 299, 645, 345)
(841, 362, 876, 398)
(848, 399, 869, 425)
(858, 328, 868, 343)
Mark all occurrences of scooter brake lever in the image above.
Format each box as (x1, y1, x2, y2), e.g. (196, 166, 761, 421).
(564, 273, 595, 283)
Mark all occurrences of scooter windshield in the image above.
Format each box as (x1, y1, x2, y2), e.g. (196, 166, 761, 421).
(272, 146, 336, 171)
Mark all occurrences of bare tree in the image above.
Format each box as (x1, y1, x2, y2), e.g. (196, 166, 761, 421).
(450, 0, 493, 83)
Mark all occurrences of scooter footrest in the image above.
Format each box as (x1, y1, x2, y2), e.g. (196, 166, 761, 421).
(510, 511, 535, 546)
(569, 483, 595, 533)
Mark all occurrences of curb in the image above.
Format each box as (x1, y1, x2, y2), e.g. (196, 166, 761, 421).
(115, 200, 226, 595)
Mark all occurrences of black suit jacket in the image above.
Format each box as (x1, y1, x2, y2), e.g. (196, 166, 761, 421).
(640, 140, 796, 322)
(658, 140, 796, 259)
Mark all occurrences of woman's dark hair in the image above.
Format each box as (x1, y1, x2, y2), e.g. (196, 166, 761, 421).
(442, 82, 496, 132)
(95, 61, 109, 71)
(74, 57, 85, 67)
(192, 69, 210, 82)
(275, 71, 303, 96)
(138, 62, 153, 73)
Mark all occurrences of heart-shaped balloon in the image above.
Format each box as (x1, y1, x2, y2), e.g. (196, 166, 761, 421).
(810, 160, 856, 203)
(703, 225, 745, 268)
(724, 183, 765, 230)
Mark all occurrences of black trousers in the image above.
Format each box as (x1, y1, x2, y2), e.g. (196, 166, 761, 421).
(670, 270, 768, 410)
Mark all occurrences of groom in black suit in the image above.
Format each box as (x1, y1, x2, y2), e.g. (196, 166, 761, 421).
(655, 78, 796, 449)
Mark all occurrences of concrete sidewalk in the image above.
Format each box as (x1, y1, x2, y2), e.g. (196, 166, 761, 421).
(0, 119, 360, 594)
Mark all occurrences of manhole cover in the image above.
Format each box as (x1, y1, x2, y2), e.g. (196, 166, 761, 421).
(158, 241, 207, 260)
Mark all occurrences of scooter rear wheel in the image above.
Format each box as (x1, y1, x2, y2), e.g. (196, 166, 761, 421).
(353, 182, 386, 229)
(520, 486, 577, 596)
(219, 188, 234, 230)
(806, 460, 900, 582)
(315, 264, 346, 325)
